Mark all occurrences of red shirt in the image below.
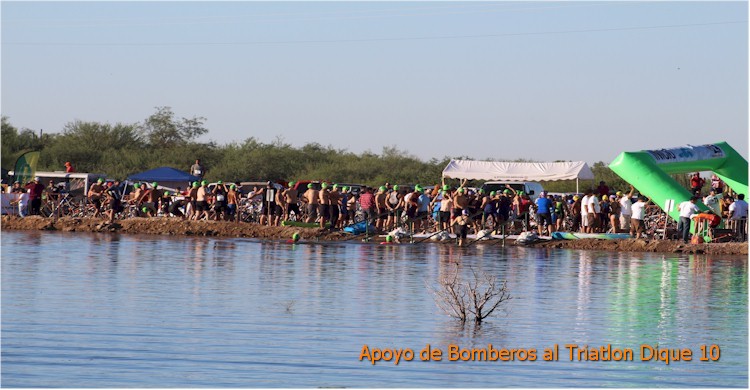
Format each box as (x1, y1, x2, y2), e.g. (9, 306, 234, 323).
(691, 176, 704, 188)
(359, 192, 374, 210)
(25, 182, 45, 200)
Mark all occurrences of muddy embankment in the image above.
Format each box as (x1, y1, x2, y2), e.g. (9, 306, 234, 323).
(1, 216, 747, 256)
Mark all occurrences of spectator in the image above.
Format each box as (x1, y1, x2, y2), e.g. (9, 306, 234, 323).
(190, 159, 205, 179)
(534, 190, 554, 236)
(703, 189, 721, 215)
(630, 196, 648, 238)
(710, 174, 724, 194)
(64, 161, 75, 173)
(596, 181, 609, 197)
(690, 172, 705, 195)
(677, 197, 700, 243)
(728, 194, 748, 240)
(25, 177, 45, 215)
(619, 186, 635, 232)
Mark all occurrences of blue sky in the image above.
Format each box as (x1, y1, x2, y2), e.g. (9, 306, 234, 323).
(2, 1, 748, 165)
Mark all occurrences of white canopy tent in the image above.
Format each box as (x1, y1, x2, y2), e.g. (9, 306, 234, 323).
(442, 160, 595, 193)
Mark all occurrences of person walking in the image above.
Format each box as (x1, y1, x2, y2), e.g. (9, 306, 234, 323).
(677, 197, 700, 243)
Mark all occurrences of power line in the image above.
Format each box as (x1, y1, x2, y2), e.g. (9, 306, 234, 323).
(3, 20, 745, 47)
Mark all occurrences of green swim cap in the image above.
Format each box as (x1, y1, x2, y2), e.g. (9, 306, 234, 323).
(386, 235, 393, 242)
(442, 185, 449, 191)
(164, 191, 170, 196)
(415, 186, 422, 192)
(379, 186, 386, 192)
(333, 184, 338, 189)
(458, 187, 464, 193)
(230, 184, 236, 190)
(97, 178, 104, 183)
(201, 180, 208, 186)
(134, 183, 141, 188)
(393, 185, 399, 191)
(518, 191, 524, 196)
(217, 180, 222, 184)
(442, 190, 447, 196)
(152, 182, 158, 188)
(292, 233, 300, 242)
(289, 181, 295, 187)
(141, 206, 148, 212)
(307, 183, 313, 189)
(342, 186, 349, 191)
(490, 191, 496, 196)
(479, 189, 485, 194)
(321, 182, 328, 189)
(193, 182, 199, 188)
(503, 189, 510, 194)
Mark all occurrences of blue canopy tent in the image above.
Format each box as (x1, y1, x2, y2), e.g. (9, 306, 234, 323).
(127, 167, 200, 191)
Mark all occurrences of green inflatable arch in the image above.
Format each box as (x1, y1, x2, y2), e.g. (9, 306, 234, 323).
(609, 142, 748, 222)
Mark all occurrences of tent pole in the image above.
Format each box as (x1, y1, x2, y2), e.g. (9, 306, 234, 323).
(576, 178, 579, 194)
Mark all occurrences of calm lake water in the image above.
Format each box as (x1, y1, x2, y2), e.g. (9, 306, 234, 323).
(1, 230, 747, 387)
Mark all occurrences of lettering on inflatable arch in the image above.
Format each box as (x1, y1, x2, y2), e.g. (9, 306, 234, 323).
(646, 144, 725, 164)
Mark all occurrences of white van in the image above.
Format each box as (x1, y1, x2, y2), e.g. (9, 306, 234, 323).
(480, 181, 545, 201)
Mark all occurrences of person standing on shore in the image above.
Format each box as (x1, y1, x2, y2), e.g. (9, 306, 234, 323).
(25, 177, 45, 216)
(677, 196, 700, 243)
(302, 183, 319, 224)
(64, 161, 75, 173)
(282, 182, 300, 222)
(630, 196, 648, 238)
(190, 159, 205, 180)
(580, 190, 591, 233)
(88, 178, 106, 218)
(728, 194, 748, 241)
(619, 185, 635, 232)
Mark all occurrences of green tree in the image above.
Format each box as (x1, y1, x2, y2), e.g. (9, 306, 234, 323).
(142, 106, 207, 148)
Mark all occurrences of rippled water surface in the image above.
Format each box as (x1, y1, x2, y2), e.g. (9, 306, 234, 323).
(2, 230, 747, 387)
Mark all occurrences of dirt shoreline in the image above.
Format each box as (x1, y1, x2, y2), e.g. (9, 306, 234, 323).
(2, 216, 747, 256)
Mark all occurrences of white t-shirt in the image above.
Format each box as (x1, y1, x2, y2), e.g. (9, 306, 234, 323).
(581, 195, 589, 216)
(729, 200, 749, 219)
(703, 194, 721, 215)
(631, 201, 647, 220)
(620, 196, 632, 216)
(587, 196, 598, 214)
(678, 201, 699, 218)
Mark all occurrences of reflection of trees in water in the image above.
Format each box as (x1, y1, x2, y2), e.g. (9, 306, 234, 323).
(434, 317, 510, 348)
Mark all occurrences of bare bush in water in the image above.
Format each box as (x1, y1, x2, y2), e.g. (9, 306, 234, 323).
(428, 265, 512, 324)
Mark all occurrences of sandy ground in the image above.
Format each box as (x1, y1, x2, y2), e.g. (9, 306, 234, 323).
(2, 215, 747, 255)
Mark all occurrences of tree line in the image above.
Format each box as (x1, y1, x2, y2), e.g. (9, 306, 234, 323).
(2, 107, 668, 192)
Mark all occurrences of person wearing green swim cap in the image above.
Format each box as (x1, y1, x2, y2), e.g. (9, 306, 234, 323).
(317, 182, 331, 229)
(88, 177, 107, 218)
(192, 179, 210, 220)
(385, 184, 404, 230)
(292, 232, 300, 242)
(281, 182, 300, 223)
(374, 185, 389, 231)
(137, 179, 163, 217)
(288, 181, 295, 188)
(452, 185, 469, 221)
(302, 183, 319, 224)
(328, 183, 341, 229)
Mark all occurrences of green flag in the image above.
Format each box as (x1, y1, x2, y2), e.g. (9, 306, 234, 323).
(13, 151, 40, 185)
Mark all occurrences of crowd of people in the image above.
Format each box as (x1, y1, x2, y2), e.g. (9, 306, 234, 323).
(4, 169, 747, 243)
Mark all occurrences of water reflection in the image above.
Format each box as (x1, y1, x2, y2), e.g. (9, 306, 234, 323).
(1, 231, 746, 388)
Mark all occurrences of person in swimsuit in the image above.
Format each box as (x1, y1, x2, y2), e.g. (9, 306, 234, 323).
(283, 181, 300, 222)
(374, 186, 388, 231)
(318, 182, 331, 228)
(452, 209, 471, 247)
(386, 185, 403, 230)
(302, 183, 319, 223)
